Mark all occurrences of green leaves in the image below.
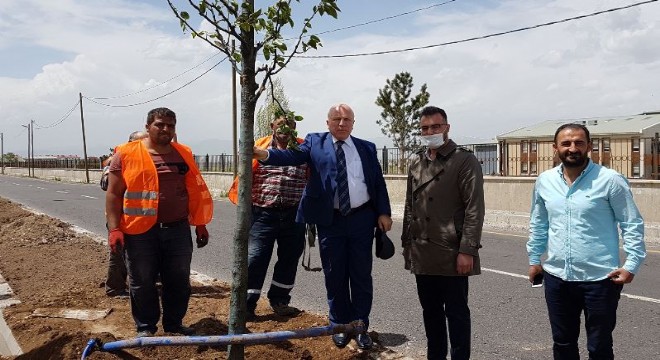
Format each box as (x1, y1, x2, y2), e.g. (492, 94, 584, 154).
(303, 35, 321, 51)
(317, 0, 339, 18)
(375, 71, 431, 167)
(272, 107, 303, 150)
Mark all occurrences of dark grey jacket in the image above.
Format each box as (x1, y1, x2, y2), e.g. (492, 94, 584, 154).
(401, 139, 485, 275)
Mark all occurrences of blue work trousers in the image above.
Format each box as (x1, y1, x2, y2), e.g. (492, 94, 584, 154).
(124, 221, 193, 333)
(544, 273, 623, 360)
(317, 206, 376, 329)
(415, 274, 471, 360)
(246, 205, 305, 312)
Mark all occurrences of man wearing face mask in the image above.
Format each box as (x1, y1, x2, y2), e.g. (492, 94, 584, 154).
(401, 106, 484, 360)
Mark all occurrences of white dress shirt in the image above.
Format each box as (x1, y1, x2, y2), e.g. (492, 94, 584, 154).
(333, 136, 370, 209)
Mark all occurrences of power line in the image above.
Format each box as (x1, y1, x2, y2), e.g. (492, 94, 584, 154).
(13, 127, 27, 139)
(87, 52, 222, 100)
(33, 100, 80, 129)
(84, 56, 228, 108)
(298, 0, 659, 59)
(285, 0, 458, 41)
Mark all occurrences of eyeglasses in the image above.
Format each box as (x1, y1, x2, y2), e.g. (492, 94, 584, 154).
(329, 117, 354, 124)
(420, 123, 447, 133)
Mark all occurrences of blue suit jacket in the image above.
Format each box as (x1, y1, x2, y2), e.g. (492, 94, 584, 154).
(264, 132, 392, 226)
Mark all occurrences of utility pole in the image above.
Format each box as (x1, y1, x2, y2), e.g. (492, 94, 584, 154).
(79, 93, 90, 183)
(1, 132, 4, 175)
(21, 123, 30, 177)
(30, 119, 35, 177)
(231, 40, 238, 177)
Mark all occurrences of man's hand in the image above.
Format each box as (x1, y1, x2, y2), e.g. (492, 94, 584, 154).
(528, 264, 543, 283)
(195, 225, 209, 248)
(108, 228, 124, 254)
(607, 268, 635, 284)
(253, 146, 268, 161)
(456, 253, 474, 274)
(377, 215, 393, 232)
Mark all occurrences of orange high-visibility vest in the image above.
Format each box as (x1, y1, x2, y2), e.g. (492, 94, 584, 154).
(227, 136, 304, 205)
(117, 140, 213, 234)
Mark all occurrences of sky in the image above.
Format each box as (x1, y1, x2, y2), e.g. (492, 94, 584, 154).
(1, 0, 659, 157)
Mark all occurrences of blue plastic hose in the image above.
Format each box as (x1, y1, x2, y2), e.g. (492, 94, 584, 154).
(81, 322, 364, 359)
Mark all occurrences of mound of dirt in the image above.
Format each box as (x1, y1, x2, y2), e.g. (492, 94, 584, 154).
(0, 198, 396, 359)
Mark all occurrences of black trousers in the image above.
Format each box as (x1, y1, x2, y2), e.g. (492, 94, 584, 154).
(415, 274, 471, 360)
(124, 222, 193, 333)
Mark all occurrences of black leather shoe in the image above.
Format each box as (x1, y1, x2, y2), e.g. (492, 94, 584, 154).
(164, 325, 196, 336)
(332, 333, 350, 348)
(355, 333, 373, 350)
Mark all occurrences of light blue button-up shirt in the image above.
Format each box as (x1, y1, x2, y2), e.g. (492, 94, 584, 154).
(527, 160, 646, 281)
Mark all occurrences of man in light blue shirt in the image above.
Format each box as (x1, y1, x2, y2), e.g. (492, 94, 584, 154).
(527, 123, 646, 360)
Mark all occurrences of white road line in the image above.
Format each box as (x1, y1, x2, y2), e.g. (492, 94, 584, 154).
(484, 231, 660, 254)
(55, 190, 68, 194)
(482, 267, 528, 279)
(621, 293, 660, 304)
(484, 230, 527, 238)
(36, 187, 46, 190)
(483, 267, 660, 304)
(80, 195, 97, 199)
(11, 183, 20, 186)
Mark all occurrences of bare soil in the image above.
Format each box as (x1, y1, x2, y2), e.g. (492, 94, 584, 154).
(0, 197, 399, 360)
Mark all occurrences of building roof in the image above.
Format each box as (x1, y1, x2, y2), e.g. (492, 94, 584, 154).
(497, 112, 660, 140)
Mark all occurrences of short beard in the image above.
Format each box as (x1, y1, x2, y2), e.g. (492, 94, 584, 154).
(154, 136, 173, 146)
(561, 154, 587, 168)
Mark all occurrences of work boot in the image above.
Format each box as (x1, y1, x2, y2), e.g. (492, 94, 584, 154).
(136, 330, 154, 338)
(164, 325, 196, 336)
(271, 303, 301, 316)
(111, 290, 129, 299)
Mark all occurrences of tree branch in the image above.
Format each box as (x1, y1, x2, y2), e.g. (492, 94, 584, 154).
(204, 0, 241, 38)
(270, 8, 320, 76)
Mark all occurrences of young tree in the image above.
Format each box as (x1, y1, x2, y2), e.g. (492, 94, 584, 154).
(375, 72, 430, 173)
(255, 78, 288, 138)
(167, 1, 339, 357)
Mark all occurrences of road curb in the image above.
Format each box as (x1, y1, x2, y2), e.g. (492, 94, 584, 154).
(0, 273, 22, 356)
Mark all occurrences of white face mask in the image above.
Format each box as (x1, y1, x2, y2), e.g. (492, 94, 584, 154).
(420, 133, 445, 149)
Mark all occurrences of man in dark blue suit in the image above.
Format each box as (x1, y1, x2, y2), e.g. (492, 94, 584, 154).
(254, 103, 393, 350)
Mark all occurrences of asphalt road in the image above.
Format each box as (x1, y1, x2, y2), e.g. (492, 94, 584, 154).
(0, 175, 658, 359)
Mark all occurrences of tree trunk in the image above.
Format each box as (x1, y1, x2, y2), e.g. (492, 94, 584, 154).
(398, 148, 407, 175)
(228, 1, 257, 359)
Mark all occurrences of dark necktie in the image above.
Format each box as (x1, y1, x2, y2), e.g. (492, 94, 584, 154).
(336, 140, 351, 216)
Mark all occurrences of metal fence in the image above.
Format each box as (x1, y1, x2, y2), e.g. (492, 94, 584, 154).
(4, 158, 103, 170)
(2, 144, 499, 177)
(378, 144, 498, 175)
(503, 136, 660, 179)
(7, 140, 657, 179)
(193, 154, 235, 173)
